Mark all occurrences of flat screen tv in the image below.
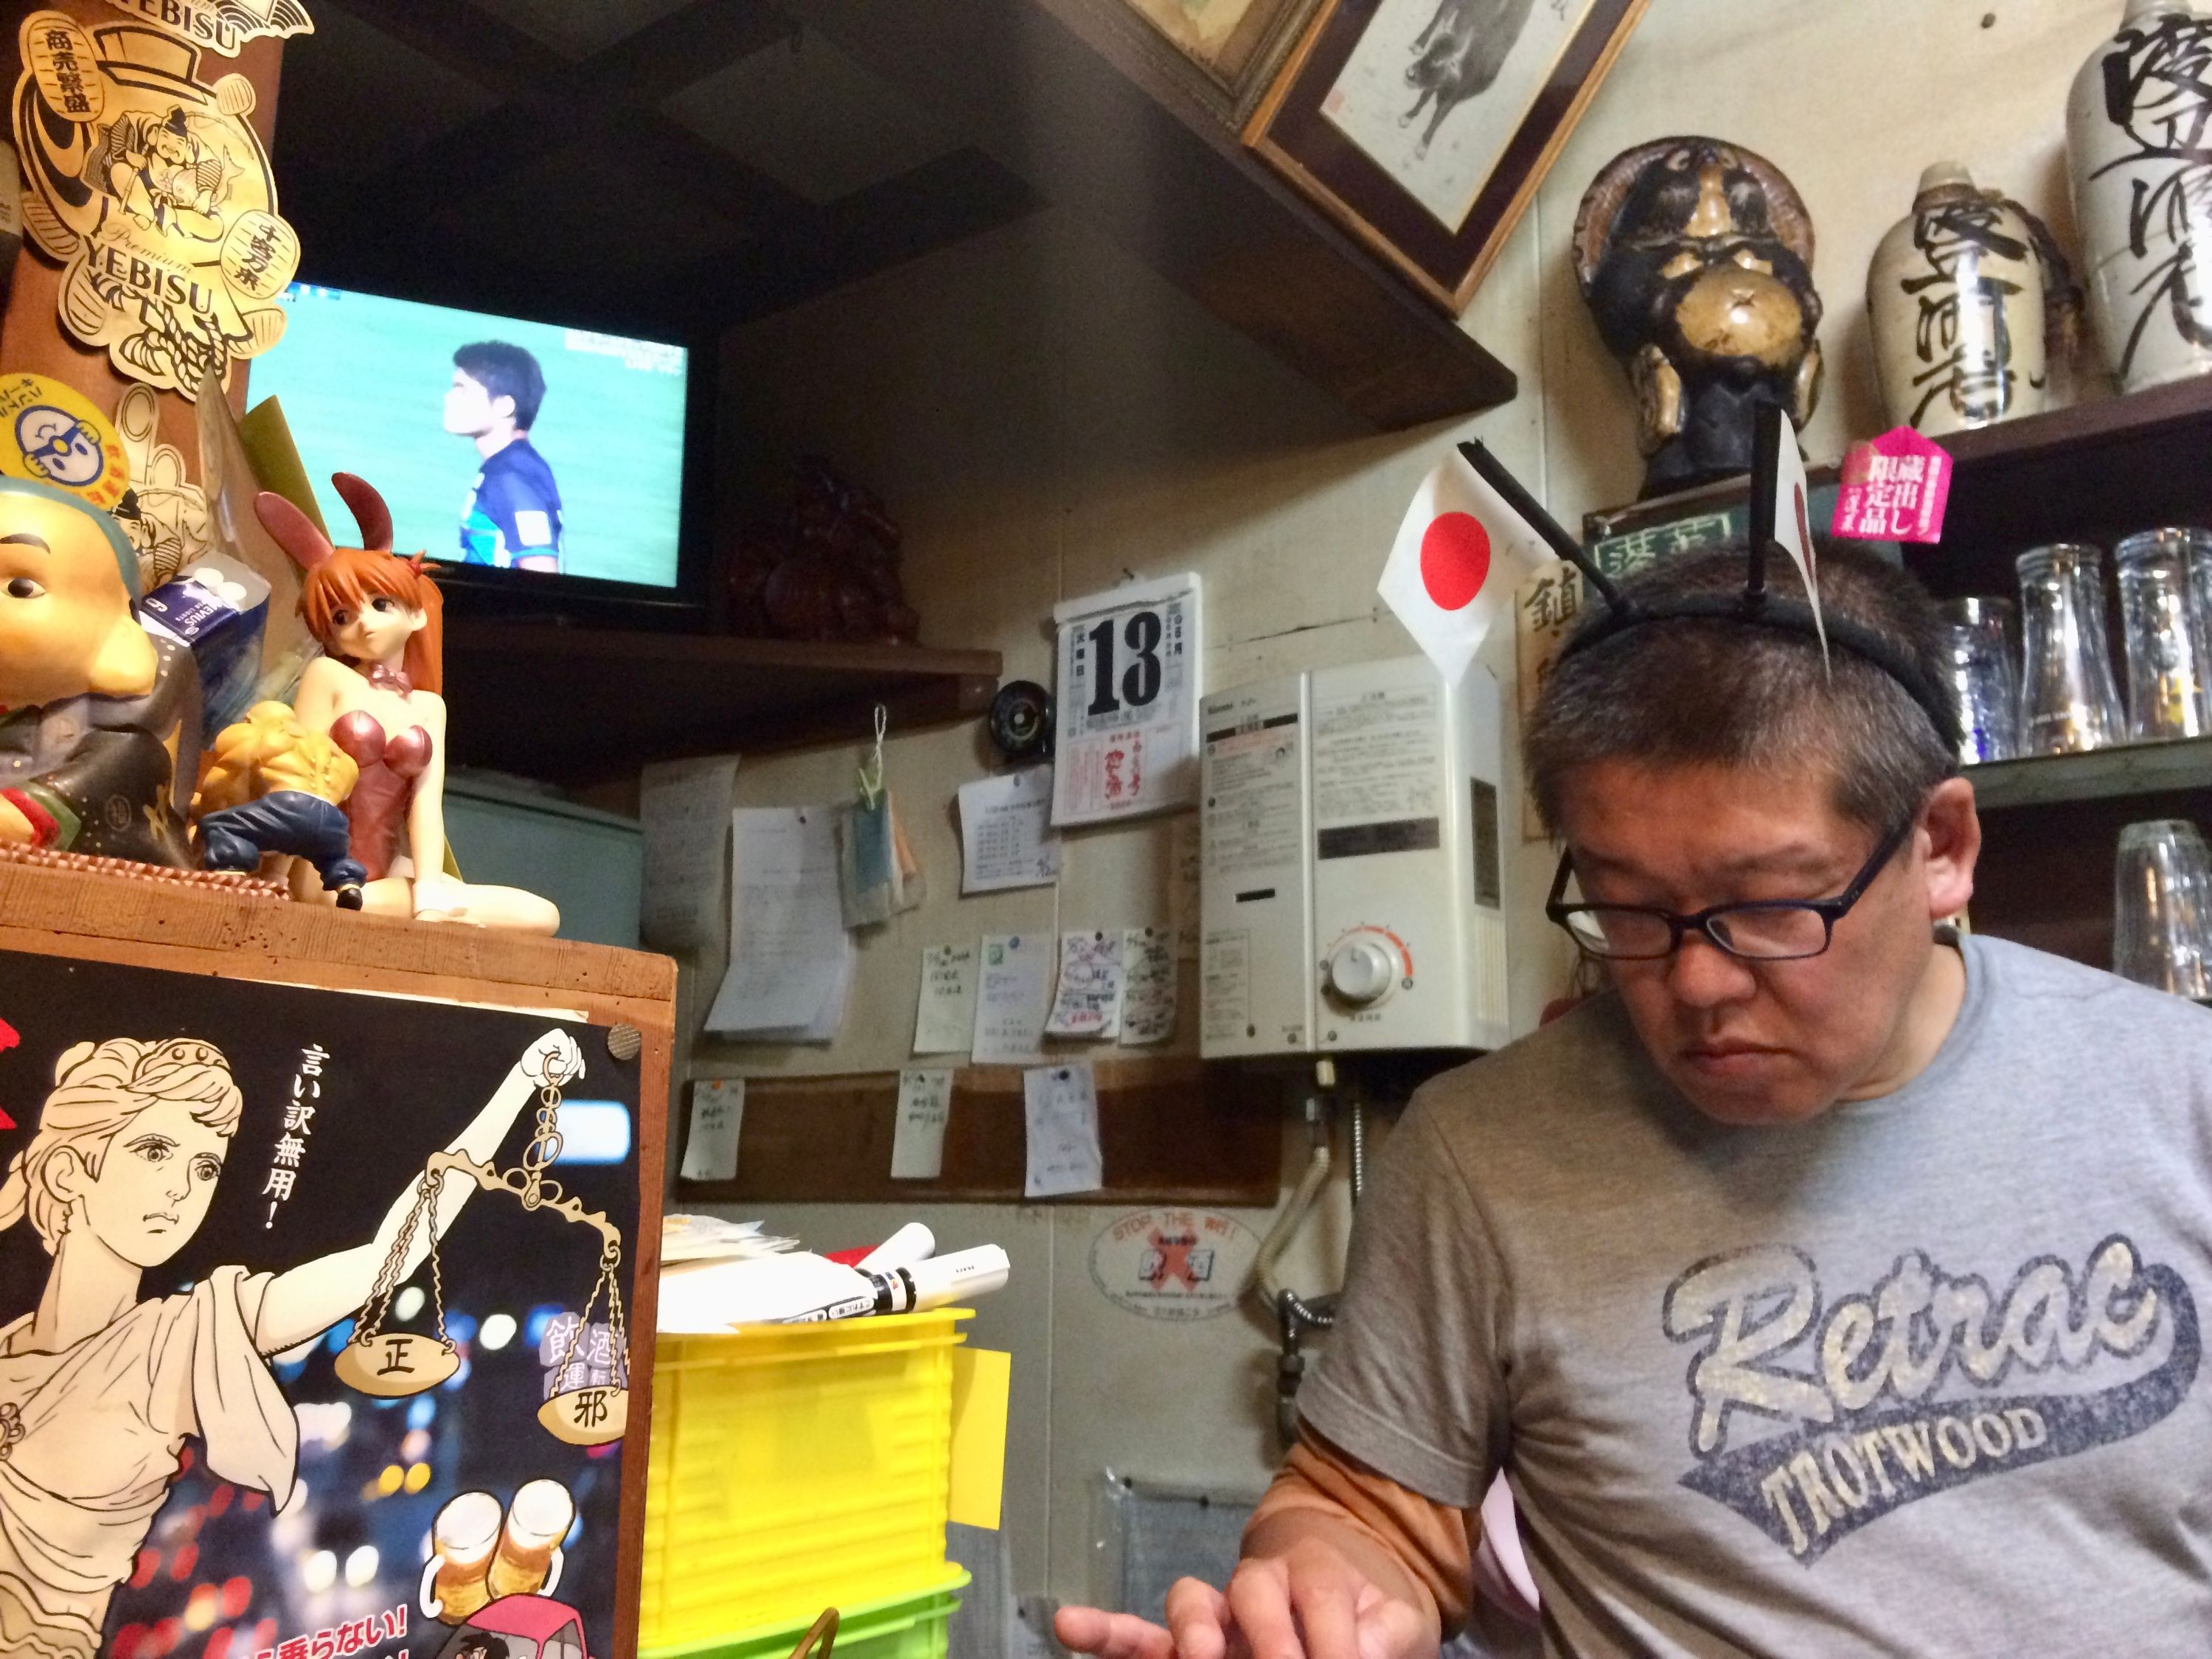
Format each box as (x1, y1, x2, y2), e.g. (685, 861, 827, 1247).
(246, 282, 703, 616)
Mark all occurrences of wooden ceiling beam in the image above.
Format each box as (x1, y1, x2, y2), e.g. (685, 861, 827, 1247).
(653, 146, 1042, 329)
(310, 0, 814, 226)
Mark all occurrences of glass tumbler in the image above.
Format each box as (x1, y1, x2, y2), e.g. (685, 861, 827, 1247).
(1938, 621, 2020, 763)
(2016, 543, 2125, 754)
(2113, 819, 2212, 998)
(1941, 596, 2020, 669)
(2115, 529, 2212, 740)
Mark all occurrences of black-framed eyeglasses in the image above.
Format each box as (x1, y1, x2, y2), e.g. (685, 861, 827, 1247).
(1545, 815, 1916, 961)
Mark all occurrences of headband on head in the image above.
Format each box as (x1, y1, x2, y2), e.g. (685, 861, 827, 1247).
(1455, 426, 1964, 756)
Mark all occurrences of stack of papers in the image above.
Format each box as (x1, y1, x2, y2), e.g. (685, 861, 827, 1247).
(706, 807, 856, 1041)
(660, 1214, 799, 1264)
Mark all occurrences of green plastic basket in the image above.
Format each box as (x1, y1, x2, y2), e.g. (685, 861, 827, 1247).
(638, 1569, 970, 1659)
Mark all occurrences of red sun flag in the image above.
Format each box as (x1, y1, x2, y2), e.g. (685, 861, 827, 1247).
(1419, 512, 1492, 611)
(1379, 451, 1555, 685)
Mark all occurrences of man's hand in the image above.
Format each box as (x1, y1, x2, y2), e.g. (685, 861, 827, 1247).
(1055, 1537, 1435, 1659)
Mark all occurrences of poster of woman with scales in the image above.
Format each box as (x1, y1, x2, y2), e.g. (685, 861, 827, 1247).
(0, 963, 642, 1659)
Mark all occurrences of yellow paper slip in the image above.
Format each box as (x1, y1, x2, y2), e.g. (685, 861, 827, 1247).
(948, 1346, 1012, 1531)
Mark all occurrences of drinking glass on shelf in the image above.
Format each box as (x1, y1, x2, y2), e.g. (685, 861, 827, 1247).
(1941, 595, 2020, 669)
(2113, 819, 2212, 999)
(2115, 529, 2212, 740)
(2015, 543, 2125, 754)
(2172, 526, 2212, 700)
(1938, 620, 2020, 764)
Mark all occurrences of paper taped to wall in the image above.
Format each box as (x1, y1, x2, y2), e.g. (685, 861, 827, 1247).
(639, 756, 736, 950)
(1120, 928, 1176, 1046)
(892, 1067, 956, 1180)
(959, 766, 1062, 893)
(706, 807, 855, 1040)
(1023, 1062, 1102, 1197)
(973, 933, 1051, 1065)
(1045, 930, 1124, 1039)
(680, 1077, 744, 1183)
(915, 942, 980, 1054)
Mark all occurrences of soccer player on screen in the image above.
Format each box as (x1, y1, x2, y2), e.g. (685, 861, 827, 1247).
(445, 341, 564, 574)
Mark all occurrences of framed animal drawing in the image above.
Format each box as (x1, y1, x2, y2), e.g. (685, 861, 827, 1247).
(1244, 0, 1647, 314)
(0, 860, 672, 1659)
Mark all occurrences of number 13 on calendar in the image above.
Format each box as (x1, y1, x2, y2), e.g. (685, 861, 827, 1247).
(1051, 573, 1203, 827)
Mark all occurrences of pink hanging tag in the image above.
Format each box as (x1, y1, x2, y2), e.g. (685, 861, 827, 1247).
(1830, 428, 1953, 544)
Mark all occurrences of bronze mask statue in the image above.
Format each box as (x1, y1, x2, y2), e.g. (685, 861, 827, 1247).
(1573, 138, 1823, 499)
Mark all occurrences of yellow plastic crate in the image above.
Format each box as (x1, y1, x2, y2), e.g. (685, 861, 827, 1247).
(639, 1569, 970, 1659)
(641, 1310, 970, 1649)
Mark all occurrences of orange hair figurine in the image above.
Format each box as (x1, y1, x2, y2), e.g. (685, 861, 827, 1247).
(254, 475, 557, 932)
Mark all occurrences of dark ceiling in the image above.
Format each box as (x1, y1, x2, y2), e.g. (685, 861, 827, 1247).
(273, 0, 1040, 345)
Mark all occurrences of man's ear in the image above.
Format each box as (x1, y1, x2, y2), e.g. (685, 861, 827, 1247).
(490, 394, 517, 425)
(1920, 776, 1980, 922)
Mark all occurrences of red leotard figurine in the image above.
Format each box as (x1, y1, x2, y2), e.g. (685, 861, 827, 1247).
(254, 475, 558, 932)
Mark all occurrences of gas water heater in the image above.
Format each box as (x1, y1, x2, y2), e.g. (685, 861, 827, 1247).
(1198, 655, 1509, 1059)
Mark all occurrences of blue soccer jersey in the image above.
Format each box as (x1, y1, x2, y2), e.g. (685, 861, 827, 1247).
(459, 439, 563, 569)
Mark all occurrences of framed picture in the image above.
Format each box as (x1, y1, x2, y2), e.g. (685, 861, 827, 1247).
(0, 863, 672, 1659)
(1066, 0, 1325, 122)
(1245, 0, 1648, 314)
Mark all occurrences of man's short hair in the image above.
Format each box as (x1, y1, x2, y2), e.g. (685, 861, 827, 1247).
(1524, 541, 1958, 834)
(453, 341, 545, 431)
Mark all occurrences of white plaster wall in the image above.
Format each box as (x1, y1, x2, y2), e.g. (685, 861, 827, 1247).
(688, 0, 2121, 1612)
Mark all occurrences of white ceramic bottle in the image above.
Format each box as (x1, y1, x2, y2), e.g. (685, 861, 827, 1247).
(2067, 0, 2212, 392)
(1868, 162, 2049, 434)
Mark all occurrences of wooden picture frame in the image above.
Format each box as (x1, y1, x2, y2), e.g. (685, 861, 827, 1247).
(1074, 0, 1326, 121)
(1244, 0, 1647, 314)
(0, 863, 672, 1659)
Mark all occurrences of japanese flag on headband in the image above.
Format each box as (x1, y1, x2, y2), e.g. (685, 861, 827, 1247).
(1377, 449, 1555, 685)
(1753, 404, 1828, 669)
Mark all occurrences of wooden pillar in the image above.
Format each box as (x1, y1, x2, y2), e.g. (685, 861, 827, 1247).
(0, 0, 290, 470)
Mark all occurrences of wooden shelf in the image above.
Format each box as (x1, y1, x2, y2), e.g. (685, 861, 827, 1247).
(785, 0, 1517, 430)
(1967, 736, 2212, 812)
(441, 623, 1001, 786)
(1907, 375, 2212, 600)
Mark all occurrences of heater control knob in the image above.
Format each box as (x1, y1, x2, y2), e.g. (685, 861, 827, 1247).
(1326, 936, 1399, 1006)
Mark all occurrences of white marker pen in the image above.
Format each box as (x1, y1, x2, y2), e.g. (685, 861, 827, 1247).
(779, 1245, 1011, 1324)
(858, 1222, 937, 1274)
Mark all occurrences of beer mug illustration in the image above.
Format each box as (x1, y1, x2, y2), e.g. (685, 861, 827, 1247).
(421, 1489, 503, 1623)
(486, 1478, 574, 1600)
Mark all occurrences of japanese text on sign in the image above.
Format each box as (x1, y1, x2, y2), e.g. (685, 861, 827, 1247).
(254, 1602, 408, 1659)
(1832, 429, 1953, 544)
(264, 1042, 324, 1228)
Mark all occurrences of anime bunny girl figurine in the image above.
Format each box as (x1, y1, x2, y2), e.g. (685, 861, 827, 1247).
(251, 476, 558, 933)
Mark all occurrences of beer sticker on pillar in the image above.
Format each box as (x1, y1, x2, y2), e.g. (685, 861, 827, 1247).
(1052, 572, 1201, 827)
(0, 372, 129, 510)
(13, 15, 300, 399)
(1832, 428, 1954, 545)
(1089, 1207, 1259, 1321)
(100, 0, 314, 55)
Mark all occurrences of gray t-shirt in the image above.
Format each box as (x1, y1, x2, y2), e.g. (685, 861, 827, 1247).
(1301, 934, 2212, 1656)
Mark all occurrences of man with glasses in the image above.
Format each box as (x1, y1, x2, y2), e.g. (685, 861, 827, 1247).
(1060, 543, 2212, 1657)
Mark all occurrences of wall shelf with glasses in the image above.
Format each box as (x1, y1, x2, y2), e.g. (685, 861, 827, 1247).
(1966, 737, 2212, 813)
(1920, 379, 2212, 970)
(1907, 375, 2212, 602)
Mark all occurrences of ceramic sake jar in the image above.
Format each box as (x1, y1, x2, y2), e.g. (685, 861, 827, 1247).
(1868, 162, 2050, 434)
(2067, 0, 2212, 392)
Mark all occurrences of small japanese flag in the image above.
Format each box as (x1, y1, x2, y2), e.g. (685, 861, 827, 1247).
(1377, 450, 1555, 685)
(1755, 406, 1827, 669)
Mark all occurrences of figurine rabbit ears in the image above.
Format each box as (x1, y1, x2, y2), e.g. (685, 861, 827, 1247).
(252, 473, 396, 572)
